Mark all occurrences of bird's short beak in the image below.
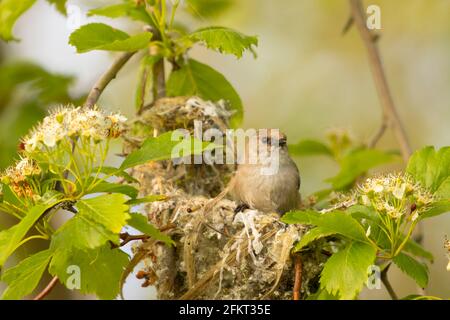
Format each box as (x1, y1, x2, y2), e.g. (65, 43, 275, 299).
(278, 137, 287, 146)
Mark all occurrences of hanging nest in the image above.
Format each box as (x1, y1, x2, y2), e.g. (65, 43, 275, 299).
(125, 96, 326, 300)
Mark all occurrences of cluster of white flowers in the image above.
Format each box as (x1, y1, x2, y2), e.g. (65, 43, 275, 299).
(23, 106, 127, 152)
(0, 157, 41, 199)
(1, 157, 41, 184)
(356, 173, 434, 221)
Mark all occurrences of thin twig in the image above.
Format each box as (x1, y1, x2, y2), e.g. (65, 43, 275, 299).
(380, 264, 398, 300)
(33, 276, 59, 300)
(293, 254, 303, 300)
(84, 52, 137, 108)
(349, 0, 412, 162)
(368, 116, 388, 148)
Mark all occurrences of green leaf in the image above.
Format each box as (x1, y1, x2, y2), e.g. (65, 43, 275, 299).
(393, 253, 429, 288)
(50, 212, 118, 250)
(120, 131, 218, 170)
(69, 23, 151, 53)
(88, 3, 153, 25)
(0, 184, 22, 208)
(76, 194, 130, 235)
(189, 26, 257, 58)
(406, 146, 450, 192)
(49, 245, 129, 300)
(435, 177, 450, 199)
(0, 61, 74, 106)
(403, 239, 434, 263)
(315, 211, 370, 243)
(294, 227, 334, 252)
(419, 199, 450, 220)
(185, 0, 233, 18)
(320, 241, 376, 299)
(306, 287, 339, 300)
(127, 213, 174, 246)
(93, 166, 138, 183)
(135, 55, 161, 110)
(51, 194, 130, 250)
(288, 139, 333, 157)
(284, 210, 369, 243)
(167, 59, 243, 127)
(0, 0, 36, 41)
(126, 195, 167, 205)
(1, 249, 52, 300)
(46, 0, 67, 15)
(347, 205, 381, 225)
(281, 210, 321, 225)
(327, 149, 399, 190)
(0, 204, 52, 266)
(89, 181, 139, 199)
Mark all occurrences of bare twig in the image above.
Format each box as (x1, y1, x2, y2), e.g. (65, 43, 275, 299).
(380, 264, 398, 300)
(293, 254, 303, 300)
(33, 276, 59, 300)
(349, 0, 412, 162)
(84, 52, 137, 108)
(368, 115, 388, 148)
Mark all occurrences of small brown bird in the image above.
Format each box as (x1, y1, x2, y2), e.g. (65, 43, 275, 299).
(230, 130, 301, 214)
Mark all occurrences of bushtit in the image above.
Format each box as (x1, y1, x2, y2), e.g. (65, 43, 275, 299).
(230, 129, 301, 214)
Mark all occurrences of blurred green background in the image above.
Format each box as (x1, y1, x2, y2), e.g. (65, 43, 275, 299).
(0, 0, 449, 299)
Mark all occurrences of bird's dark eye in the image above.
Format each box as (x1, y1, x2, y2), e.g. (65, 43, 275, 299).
(279, 137, 287, 146)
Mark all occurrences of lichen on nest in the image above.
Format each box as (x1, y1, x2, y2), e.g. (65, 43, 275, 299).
(128, 96, 326, 299)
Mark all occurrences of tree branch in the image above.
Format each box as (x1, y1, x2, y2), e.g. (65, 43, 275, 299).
(84, 52, 137, 109)
(349, 0, 412, 162)
(293, 254, 303, 300)
(33, 276, 59, 300)
(380, 264, 398, 300)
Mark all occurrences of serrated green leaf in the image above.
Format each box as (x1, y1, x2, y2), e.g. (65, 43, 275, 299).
(127, 213, 174, 246)
(419, 199, 450, 220)
(46, 0, 67, 15)
(189, 26, 257, 58)
(327, 149, 399, 190)
(315, 211, 370, 243)
(126, 195, 166, 205)
(88, 3, 153, 25)
(0, 204, 52, 266)
(69, 23, 151, 53)
(281, 210, 321, 225)
(77, 194, 130, 235)
(403, 239, 434, 262)
(294, 227, 334, 252)
(283, 210, 369, 243)
(50, 213, 119, 250)
(167, 59, 243, 127)
(288, 139, 333, 157)
(51, 194, 130, 251)
(88, 181, 139, 199)
(406, 146, 450, 193)
(320, 241, 376, 299)
(0, 0, 36, 41)
(435, 177, 450, 199)
(49, 245, 128, 300)
(1, 249, 52, 300)
(306, 287, 339, 300)
(120, 131, 218, 170)
(393, 253, 428, 288)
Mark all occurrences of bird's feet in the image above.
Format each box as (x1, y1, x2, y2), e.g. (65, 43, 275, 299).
(234, 203, 250, 214)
